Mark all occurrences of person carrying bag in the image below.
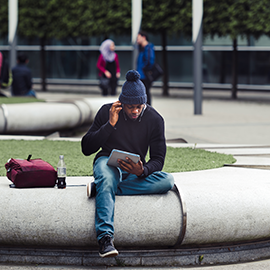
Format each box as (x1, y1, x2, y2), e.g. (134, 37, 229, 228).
(96, 39, 121, 96)
(136, 30, 163, 106)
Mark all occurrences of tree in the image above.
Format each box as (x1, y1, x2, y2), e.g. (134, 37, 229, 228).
(88, 0, 131, 37)
(17, 0, 131, 90)
(141, 0, 192, 96)
(0, 0, 8, 39)
(17, 0, 98, 90)
(204, 0, 270, 99)
(18, 0, 54, 91)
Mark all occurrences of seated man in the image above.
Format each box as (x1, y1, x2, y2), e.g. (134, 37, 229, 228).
(81, 70, 174, 258)
(11, 53, 36, 97)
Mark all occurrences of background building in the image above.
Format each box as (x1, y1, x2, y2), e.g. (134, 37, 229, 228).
(1, 33, 270, 91)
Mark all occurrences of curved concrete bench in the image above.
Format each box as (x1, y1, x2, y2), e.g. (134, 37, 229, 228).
(1, 166, 270, 249)
(178, 167, 270, 246)
(0, 97, 116, 134)
(0, 102, 90, 134)
(83, 97, 115, 122)
(0, 177, 182, 247)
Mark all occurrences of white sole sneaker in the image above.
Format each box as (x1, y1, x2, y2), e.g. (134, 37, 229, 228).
(87, 181, 96, 198)
(99, 249, 119, 258)
(87, 182, 91, 197)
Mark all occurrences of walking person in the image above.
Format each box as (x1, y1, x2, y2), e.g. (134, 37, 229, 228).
(81, 70, 174, 258)
(97, 39, 121, 96)
(136, 30, 155, 106)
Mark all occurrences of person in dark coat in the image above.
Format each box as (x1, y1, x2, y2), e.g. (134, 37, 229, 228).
(11, 53, 36, 97)
(136, 30, 155, 105)
(81, 70, 174, 258)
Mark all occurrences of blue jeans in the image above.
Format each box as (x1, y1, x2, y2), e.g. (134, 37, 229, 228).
(93, 156, 174, 241)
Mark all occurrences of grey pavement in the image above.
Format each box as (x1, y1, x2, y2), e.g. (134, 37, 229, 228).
(5, 84, 270, 144)
(2, 259, 270, 269)
(3, 259, 270, 269)
(30, 85, 270, 144)
(1, 86, 270, 269)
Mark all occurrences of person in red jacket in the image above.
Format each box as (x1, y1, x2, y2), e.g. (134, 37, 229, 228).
(97, 39, 121, 96)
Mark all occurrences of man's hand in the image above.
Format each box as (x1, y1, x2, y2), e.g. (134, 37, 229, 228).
(109, 101, 122, 127)
(117, 157, 144, 177)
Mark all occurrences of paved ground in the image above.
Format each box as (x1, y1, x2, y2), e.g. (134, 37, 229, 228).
(3, 259, 270, 269)
(1, 86, 270, 269)
(30, 85, 270, 144)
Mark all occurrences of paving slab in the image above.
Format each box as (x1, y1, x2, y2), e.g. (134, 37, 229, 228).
(167, 143, 270, 152)
(229, 156, 270, 168)
(151, 95, 270, 144)
(11, 88, 270, 145)
(167, 143, 270, 149)
(0, 135, 46, 140)
(203, 148, 270, 156)
(2, 259, 270, 270)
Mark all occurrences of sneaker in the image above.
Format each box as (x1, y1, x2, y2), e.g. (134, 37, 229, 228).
(98, 235, 119, 258)
(87, 181, 96, 198)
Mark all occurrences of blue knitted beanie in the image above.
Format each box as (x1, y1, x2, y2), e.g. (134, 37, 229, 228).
(119, 70, 147, 104)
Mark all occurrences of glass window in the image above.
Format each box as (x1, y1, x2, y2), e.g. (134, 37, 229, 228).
(166, 51, 193, 82)
(253, 35, 270, 47)
(246, 51, 270, 85)
(0, 35, 8, 45)
(46, 51, 98, 80)
(203, 51, 231, 84)
(203, 35, 248, 46)
(2, 32, 270, 88)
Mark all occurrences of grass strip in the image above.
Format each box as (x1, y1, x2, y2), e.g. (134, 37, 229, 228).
(0, 140, 236, 177)
(0, 97, 45, 104)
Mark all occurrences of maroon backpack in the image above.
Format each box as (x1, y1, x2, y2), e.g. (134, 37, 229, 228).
(5, 155, 57, 188)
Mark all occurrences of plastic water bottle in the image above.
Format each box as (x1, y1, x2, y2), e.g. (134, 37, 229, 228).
(57, 155, 66, 189)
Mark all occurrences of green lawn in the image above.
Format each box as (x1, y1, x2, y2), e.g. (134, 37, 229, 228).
(0, 97, 45, 104)
(0, 140, 236, 176)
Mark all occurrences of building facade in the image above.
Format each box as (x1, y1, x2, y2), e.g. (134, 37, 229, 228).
(1, 33, 270, 91)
